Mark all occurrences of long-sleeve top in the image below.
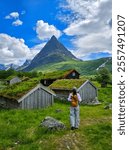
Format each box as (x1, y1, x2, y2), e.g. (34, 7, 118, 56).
(68, 93, 82, 102)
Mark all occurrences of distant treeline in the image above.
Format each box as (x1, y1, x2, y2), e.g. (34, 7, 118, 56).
(0, 69, 42, 79)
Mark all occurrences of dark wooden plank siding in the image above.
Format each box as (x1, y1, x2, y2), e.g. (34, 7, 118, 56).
(65, 72, 79, 79)
(40, 79, 56, 86)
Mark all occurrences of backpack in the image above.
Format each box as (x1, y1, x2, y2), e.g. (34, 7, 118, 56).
(71, 94, 78, 107)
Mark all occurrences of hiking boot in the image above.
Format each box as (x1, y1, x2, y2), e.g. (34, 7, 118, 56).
(71, 127, 74, 130)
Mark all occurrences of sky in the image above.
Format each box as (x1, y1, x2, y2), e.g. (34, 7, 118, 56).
(0, 0, 112, 65)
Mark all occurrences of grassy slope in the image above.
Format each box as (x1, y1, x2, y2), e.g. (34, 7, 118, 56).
(0, 83, 112, 150)
(32, 57, 112, 75)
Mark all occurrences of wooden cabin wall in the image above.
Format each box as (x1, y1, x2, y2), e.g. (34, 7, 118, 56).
(20, 88, 53, 109)
(79, 82, 97, 104)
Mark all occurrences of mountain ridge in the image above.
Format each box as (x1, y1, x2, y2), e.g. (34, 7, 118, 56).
(32, 57, 112, 75)
(0, 64, 19, 71)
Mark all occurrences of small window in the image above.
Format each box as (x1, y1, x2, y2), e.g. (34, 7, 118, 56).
(44, 80, 47, 85)
(72, 72, 75, 76)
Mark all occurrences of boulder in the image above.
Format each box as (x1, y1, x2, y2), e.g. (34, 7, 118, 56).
(41, 116, 65, 131)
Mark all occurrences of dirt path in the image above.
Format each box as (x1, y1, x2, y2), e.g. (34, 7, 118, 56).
(57, 131, 87, 150)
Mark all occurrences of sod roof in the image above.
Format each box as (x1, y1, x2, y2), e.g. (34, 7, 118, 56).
(0, 78, 39, 100)
(6, 75, 21, 81)
(42, 69, 79, 79)
(49, 79, 87, 90)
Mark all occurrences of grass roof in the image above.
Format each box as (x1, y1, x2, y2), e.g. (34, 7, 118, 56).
(6, 75, 20, 80)
(49, 79, 87, 90)
(0, 78, 39, 100)
(42, 69, 77, 79)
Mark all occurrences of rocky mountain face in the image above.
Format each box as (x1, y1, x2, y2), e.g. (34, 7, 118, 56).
(17, 59, 31, 71)
(23, 59, 31, 66)
(24, 35, 78, 71)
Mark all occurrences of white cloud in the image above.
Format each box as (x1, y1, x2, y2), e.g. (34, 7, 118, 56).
(30, 42, 46, 52)
(64, 19, 100, 36)
(5, 11, 23, 27)
(66, 0, 99, 19)
(72, 31, 111, 58)
(5, 12, 19, 19)
(58, 0, 100, 24)
(12, 19, 23, 26)
(36, 20, 62, 40)
(60, 0, 112, 59)
(29, 42, 46, 59)
(21, 10, 26, 15)
(1, 48, 14, 57)
(0, 34, 38, 65)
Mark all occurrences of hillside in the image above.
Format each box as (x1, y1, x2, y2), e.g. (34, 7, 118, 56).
(32, 57, 112, 75)
(0, 83, 112, 150)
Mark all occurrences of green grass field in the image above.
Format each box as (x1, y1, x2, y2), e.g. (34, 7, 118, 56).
(0, 85, 112, 150)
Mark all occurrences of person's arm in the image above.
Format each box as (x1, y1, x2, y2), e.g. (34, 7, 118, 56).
(68, 93, 72, 101)
(77, 93, 82, 102)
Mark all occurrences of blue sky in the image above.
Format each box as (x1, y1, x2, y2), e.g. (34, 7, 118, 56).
(0, 0, 112, 65)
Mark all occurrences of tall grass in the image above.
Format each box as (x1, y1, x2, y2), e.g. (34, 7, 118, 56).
(84, 122, 112, 150)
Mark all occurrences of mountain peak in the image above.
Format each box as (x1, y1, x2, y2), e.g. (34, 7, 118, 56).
(51, 35, 57, 40)
(24, 36, 78, 71)
(46, 35, 59, 46)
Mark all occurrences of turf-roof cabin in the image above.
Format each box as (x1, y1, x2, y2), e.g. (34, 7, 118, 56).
(40, 69, 80, 86)
(0, 79, 55, 109)
(6, 76, 22, 85)
(49, 79, 98, 104)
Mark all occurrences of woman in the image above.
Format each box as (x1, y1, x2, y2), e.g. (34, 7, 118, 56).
(68, 87, 82, 130)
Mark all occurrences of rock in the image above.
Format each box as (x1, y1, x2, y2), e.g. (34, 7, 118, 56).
(92, 97, 101, 105)
(104, 105, 109, 109)
(104, 103, 112, 109)
(85, 97, 101, 105)
(55, 109, 62, 113)
(109, 103, 112, 109)
(41, 116, 65, 131)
